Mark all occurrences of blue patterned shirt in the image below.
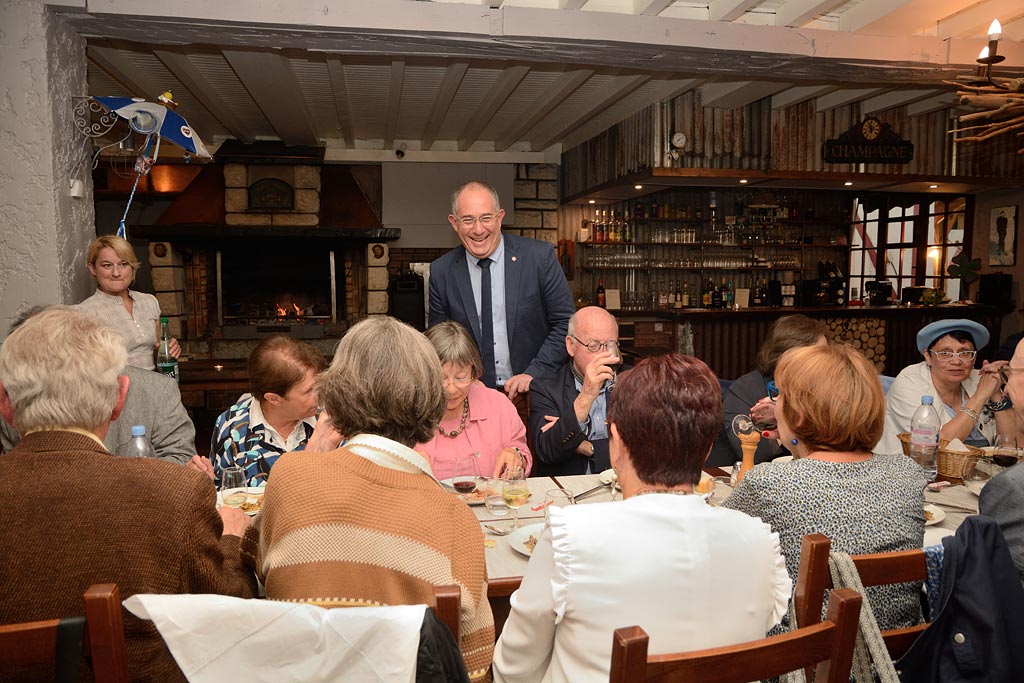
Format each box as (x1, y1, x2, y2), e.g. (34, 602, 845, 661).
(211, 394, 316, 486)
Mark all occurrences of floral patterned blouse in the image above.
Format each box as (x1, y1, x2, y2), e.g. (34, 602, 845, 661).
(722, 453, 928, 630)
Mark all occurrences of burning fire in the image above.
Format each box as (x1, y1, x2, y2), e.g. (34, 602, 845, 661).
(275, 302, 306, 317)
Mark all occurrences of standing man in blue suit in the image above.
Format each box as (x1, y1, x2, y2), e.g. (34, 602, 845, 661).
(429, 180, 576, 402)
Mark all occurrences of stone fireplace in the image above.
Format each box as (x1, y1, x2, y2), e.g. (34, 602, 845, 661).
(137, 142, 396, 359)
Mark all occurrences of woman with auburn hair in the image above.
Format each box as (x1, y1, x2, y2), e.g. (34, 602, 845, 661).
(210, 334, 331, 486)
(75, 235, 181, 370)
(243, 317, 494, 681)
(710, 314, 827, 467)
(493, 354, 789, 683)
(724, 343, 926, 631)
(416, 322, 532, 480)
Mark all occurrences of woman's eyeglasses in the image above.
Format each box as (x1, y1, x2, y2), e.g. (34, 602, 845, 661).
(929, 350, 978, 362)
(767, 379, 780, 402)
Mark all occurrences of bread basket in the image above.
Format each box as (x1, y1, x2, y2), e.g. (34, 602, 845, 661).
(897, 432, 984, 480)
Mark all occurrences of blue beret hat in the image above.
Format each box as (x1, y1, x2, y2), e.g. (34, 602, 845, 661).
(916, 319, 990, 355)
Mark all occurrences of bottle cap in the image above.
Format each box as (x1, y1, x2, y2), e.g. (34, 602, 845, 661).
(922, 396, 934, 405)
(131, 425, 146, 437)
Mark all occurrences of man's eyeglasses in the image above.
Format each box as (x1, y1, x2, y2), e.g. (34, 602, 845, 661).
(767, 379, 780, 402)
(458, 214, 499, 228)
(929, 350, 978, 362)
(572, 336, 617, 353)
(999, 366, 1024, 384)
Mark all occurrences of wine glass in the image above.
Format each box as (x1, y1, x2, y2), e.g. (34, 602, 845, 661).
(502, 470, 530, 532)
(993, 435, 1021, 470)
(220, 466, 247, 508)
(450, 455, 480, 497)
(543, 488, 575, 523)
(604, 340, 622, 392)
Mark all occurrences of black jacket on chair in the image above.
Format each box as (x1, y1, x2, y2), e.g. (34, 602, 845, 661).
(895, 515, 1024, 683)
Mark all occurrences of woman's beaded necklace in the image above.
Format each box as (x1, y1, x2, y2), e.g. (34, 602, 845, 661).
(439, 398, 470, 438)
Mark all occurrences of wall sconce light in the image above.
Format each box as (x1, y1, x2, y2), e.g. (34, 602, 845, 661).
(953, 20, 1022, 154)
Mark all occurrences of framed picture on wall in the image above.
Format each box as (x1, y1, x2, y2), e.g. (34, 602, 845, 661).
(989, 205, 1018, 267)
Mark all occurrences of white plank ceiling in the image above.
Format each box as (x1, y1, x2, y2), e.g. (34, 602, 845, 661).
(59, 0, 1024, 158)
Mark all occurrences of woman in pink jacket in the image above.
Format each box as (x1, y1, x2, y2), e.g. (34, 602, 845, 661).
(417, 322, 532, 480)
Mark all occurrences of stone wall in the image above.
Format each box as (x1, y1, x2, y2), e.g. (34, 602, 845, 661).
(507, 163, 559, 245)
(0, 3, 94, 337)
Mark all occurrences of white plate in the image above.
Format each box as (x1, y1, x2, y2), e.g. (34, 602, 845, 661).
(924, 503, 945, 526)
(508, 523, 546, 557)
(773, 455, 794, 463)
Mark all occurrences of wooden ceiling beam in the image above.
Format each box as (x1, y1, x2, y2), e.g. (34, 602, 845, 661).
(421, 62, 470, 151)
(457, 64, 530, 151)
(700, 81, 791, 109)
(384, 59, 406, 149)
(860, 89, 943, 114)
(153, 48, 254, 143)
(531, 73, 651, 151)
(634, 0, 674, 16)
(815, 87, 884, 111)
(222, 49, 319, 147)
(936, 0, 1023, 39)
(774, 0, 848, 28)
(907, 93, 957, 117)
(771, 84, 837, 109)
(708, 0, 762, 23)
(326, 58, 356, 147)
(494, 69, 593, 151)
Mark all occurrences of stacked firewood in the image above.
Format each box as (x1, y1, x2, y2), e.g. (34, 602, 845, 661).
(948, 75, 1024, 153)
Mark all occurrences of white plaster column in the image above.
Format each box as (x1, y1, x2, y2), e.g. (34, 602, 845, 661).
(0, 1, 94, 339)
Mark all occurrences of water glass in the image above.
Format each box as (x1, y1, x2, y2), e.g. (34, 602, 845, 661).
(543, 488, 575, 522)
(220, 466, 247, 508)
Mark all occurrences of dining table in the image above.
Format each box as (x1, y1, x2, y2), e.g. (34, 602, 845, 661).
(468, 461, 988, 638)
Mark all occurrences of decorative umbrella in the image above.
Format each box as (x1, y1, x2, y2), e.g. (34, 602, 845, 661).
(91, 93, 211, 238)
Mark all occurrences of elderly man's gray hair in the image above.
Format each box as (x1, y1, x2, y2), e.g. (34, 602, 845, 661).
(0, 307, 126, 433)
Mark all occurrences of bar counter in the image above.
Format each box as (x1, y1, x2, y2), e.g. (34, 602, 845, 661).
(614, 304, 1003, 380)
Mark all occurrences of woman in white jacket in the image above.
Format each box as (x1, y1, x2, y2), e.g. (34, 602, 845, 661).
(492, 354, 790, 683)
(878, 319, 1014, 454)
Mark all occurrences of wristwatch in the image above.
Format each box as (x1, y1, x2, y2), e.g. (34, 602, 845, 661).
(585, 441, 595, 458)
(986, 397, 1013, 412)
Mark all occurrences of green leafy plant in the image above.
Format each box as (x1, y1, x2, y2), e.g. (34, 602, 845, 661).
(947, 253, 982, 301)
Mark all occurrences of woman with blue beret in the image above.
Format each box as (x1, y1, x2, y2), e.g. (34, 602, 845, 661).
(878, 319, 1016, 453)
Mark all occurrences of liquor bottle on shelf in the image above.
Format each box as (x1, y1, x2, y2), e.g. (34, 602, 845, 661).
(725, 279, 734, 308)
(651, 198, 660, 220)
(622, 214, 632, 243)
(681, 281, 691, 308)
(596, 279, 606, 308)
(658, 282, 669, 309)
(702, 280, 712, 308)
(673, 281, 683, 309)
(596, 210, 606, 243)
(711, 281, 723, 309)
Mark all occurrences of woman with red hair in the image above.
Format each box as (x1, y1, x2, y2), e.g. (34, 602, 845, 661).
(493, 354, 790, 683)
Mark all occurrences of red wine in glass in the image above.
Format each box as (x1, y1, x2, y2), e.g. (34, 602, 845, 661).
(453, 480, 477, 494)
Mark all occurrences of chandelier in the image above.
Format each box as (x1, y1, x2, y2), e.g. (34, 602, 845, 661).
(950, 20, 1024, 154)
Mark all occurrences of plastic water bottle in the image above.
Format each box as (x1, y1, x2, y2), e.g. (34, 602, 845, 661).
(910, 396, 940, 481)
(126, 425, 156, 458)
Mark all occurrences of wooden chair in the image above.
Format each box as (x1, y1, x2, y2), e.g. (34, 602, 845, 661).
(795, 533, 928, 660)
(432, 584, 461, 644)
(609, 588, 862, 683)
(0, 583, 129, 683)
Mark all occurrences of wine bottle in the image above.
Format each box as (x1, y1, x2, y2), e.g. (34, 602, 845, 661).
(596, 279, 606, 308)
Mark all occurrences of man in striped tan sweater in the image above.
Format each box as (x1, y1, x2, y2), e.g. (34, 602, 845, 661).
(243, 316, 494, 680)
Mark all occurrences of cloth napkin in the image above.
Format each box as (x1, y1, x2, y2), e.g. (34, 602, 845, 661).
(124, 594, 426, 683)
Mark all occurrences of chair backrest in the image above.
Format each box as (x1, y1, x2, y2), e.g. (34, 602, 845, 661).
(432, 584, 461, 644)
(609, 588, 862, 683)
(0, 583, 130, 683)
(795, 533, 928, 660)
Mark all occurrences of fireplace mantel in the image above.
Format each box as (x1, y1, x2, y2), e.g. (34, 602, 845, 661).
(131, 224, 400, 242)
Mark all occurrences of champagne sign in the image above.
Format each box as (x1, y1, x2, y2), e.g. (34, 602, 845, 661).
(822, 117, 914, 164)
